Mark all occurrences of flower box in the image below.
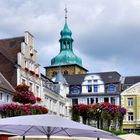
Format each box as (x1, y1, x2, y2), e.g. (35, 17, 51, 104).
(25, 67, 29, 71)
(36, 97, 42, 102)
(36, 74, 39, 77)
(30, 70, 35, 75)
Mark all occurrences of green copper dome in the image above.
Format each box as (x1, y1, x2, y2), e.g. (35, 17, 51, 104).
(60, 22, 72, 39)
(51, 21, 82, 67)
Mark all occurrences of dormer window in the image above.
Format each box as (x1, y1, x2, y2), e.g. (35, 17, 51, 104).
(107, 85, 116, 93)
(71, 86, 80, 94)
(94, 79, 98, 82)
(88, 80, 92, 83)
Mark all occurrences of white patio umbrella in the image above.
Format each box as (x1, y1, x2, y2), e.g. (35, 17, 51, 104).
(0, 114, 122, 140)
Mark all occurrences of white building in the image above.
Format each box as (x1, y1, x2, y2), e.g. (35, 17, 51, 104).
(66, 71, 121, 106)
(17, 32, 41, 97)
(41, 73, 70, 118)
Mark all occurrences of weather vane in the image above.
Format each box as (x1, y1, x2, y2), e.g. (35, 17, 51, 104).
(64, 5, 67, 22)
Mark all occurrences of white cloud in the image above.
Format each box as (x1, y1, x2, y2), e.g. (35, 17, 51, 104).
(0, 0, 140, 76)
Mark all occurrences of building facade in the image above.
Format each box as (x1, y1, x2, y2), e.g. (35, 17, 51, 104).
(121, 77, 140, 132)
(66, 71, 121, 106)
(0, 32, 41, 97)
(0, 72, 15, 104)
(41, 74, 70, 117)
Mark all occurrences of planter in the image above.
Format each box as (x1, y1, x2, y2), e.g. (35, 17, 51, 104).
(25, 67, 29, 71)
(36, 74, 39, 77)
(30, 70, 35, 75)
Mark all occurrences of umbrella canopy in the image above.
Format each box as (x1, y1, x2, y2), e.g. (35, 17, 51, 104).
(119, 133, 140, 140)
(0, 114, 122, 140)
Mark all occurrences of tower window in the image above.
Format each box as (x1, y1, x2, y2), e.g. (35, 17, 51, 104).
(64, 70, 68, 75)
(67, 41, 70, 49)
(52, 71, 57, 77)
(63, 41, 66, 49)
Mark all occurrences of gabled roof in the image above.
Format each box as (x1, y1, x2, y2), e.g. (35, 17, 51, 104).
(65, 74, 86, 85)
(54, 70, 67, 84)
(124, 76, 140, 85)
(0, 72, 15, 93)
(0, 36, 24, 64)
(41, 73, 55, 83)
(95, 71, 121, 84)
(65, 71, 121, 85)
(121, 82, 140, 96)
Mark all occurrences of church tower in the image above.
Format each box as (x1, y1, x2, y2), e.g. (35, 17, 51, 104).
(45, 8, 87, 78)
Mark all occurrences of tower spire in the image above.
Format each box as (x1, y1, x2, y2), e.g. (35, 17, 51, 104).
(64, 5, 67, 22)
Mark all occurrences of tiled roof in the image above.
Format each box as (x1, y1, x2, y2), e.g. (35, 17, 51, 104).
(0, 36, 24, 63)
(0, 36, 24, 87)
(124, 76, 140, 84)
(0, 72, 15, 93)
(95, 71, 121, 84)
(65, 71, 121, 85)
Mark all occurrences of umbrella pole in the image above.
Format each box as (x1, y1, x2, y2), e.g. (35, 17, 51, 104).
(23, 136, 25, 140)
(47, 135, 50, 140)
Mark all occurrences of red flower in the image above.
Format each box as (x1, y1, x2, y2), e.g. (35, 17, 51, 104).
(36, 97, 41, 102)
(25, 67, 29, 71)
(36, 74, 39, 77)
(30, 70, 35, 75)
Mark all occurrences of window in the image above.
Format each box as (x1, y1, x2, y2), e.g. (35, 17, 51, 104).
(88, 80, 92, 83)
(67, 41, 70, 49)
(29, 82, 33, 91)
(128, 98, 133, 106)
(90, 98, 94, 104)
(93, 80, 98, 82)
(87, 98, 89, 104)
(0, 92, 3, 101)
(64, 70, 68, 75)
(71, 86, 80, 94)
(128, 112, 134, 121)
(96, 98, 98, 103)
(87, 85, 92, 92)
(36, 86, 39, 96)
(94, 85, 98, 92)
(72, 99, 78, 105)
(52, 71, 57, 77)
(108, 85, 115, 93)
(25, 61, 27, 67)
(104, 97, 109, 103)
(111, 97, 116, 104)
(22, 79, 26, 84)
(63, 41, 66, 49)
(6, 95, 10, 103)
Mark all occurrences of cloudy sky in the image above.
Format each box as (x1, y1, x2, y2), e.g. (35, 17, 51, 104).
(0, 0, 140, 76)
